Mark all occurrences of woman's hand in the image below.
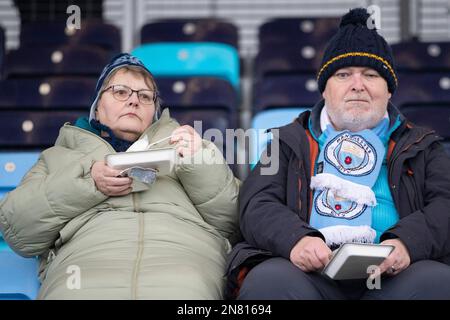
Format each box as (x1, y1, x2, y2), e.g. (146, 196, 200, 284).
(169, 125, 202, 157)
(91, 161, 133, 196)
(290, 236, 332, 272)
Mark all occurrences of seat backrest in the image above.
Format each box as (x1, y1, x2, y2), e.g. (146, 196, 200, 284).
(250, 108, 309, 167)
(392, 41, 450, 72)
(132, 42, 240, 90)
(141, 18, 238, 49)
(254, 43, 324, 78)
(0, 151, 40, 191)
(0, 110, 88, 148)
(20, 20, 121, 53)
(0, 77, 97, 110)
(156, 76, 238, 112)
(168, 107, 238, 174)
(253, 74, 321, 112)
(0, 251, 40, 300)
(4, 45, 110, 79)
(259, 17, 340, 50)
(400, 105, 450, 139)
(392, 72, 450, 109)
(0, 25, 4, 77)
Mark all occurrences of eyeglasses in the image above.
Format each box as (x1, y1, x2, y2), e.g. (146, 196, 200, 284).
(102, 84, 156, 105)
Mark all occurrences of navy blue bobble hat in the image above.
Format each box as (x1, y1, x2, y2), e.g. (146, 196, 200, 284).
(89, 53, 160, 122)
(317, 8, 398, 94)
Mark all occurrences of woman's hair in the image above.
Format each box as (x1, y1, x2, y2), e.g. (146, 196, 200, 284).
(99, 65, 162, 120)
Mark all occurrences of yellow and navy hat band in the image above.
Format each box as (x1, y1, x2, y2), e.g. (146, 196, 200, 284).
(317, 52, 398, 86)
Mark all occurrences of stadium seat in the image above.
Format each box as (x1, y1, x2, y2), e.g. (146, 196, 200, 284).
(258, 17, 339, 50)
(0, 110, 88, 148)
(20, 20, 121, 54)
(392, 72, 450, 109)
(141, 18, 238, 49)
(400, 105, 450, 139)
(0, 151, 40, 198)
(132, 42, 240, 90)
(0, 251, 40, 300)
(253, 74, 321, 112)
(250, 108, 309, 167)
(168, 107, 238, 174)
(254, 43, 324, 78)
(156, 77, 238, 112)
(3, 45, 110, 78)
(0, 239, 8, 250)
(392, 41, 450, 72)
(0, 25, 4, 77)
(0, 77, 97, 110)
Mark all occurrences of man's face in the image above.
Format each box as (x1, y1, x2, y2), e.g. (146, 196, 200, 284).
(96, 68, 155, 142)
(322, 67, 392, 132)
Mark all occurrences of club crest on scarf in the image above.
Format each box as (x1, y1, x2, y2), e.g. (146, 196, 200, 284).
(315, 189, 367, 219)
(325, 133, 377, 177)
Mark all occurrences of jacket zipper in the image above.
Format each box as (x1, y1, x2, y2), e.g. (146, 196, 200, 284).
(131, 211, 144, 299)
(69, 124, 147, 298)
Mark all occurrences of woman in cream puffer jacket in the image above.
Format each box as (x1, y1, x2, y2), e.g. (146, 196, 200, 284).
(0, 54, 240, 299)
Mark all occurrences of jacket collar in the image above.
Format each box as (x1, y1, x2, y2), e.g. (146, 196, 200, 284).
(59, 108, 174, 153)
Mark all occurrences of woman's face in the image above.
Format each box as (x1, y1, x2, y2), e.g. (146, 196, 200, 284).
(96, 68, 156, 142)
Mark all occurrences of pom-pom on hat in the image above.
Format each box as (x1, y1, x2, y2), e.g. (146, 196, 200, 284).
(317, 8, 397, 94)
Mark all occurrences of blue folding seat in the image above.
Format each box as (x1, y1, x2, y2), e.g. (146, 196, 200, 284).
(253, 74, 321, 112)
(254, 43, 324, 78)
(20, 20, 121, 54)
(0, 251, 40, 300)
(392, 72, 450, 109)
(141, 18, 238, 49)
(0, 151, 40, 200)
(3, 45, 110, 78)
(250, 108, 309, 167)
(0, 77, 96, 110)
(400, 105, 450, 139)
(258, 17, 339, 50)
(0, 239, 8, 251)
(132, 42, 240, 90)
(0, 110, 88, 148)
(391, 41, 450, 72)
(0, 151, 40, 253)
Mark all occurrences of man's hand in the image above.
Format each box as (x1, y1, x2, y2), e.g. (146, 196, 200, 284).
(290, 236, 332, 272)
(91, 161, 133, 196)
(376, 238, 411, 277)
(169, 125, 202, 157)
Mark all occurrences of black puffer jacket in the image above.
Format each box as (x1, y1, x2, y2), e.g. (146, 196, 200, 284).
(226, 101, 450, 298)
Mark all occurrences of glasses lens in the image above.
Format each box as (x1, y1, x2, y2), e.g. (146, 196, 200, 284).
(138, 91, 154, 104)
(112, 85, 131, 101)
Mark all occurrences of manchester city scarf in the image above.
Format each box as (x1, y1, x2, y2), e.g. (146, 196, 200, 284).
(309, 118, 388, 249)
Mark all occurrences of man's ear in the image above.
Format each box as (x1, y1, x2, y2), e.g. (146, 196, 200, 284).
(322, 87, 328, 101)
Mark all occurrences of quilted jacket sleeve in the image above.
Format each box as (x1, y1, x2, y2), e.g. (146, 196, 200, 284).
(175, 140, 240, 239)
(0, 146, 107, 257)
